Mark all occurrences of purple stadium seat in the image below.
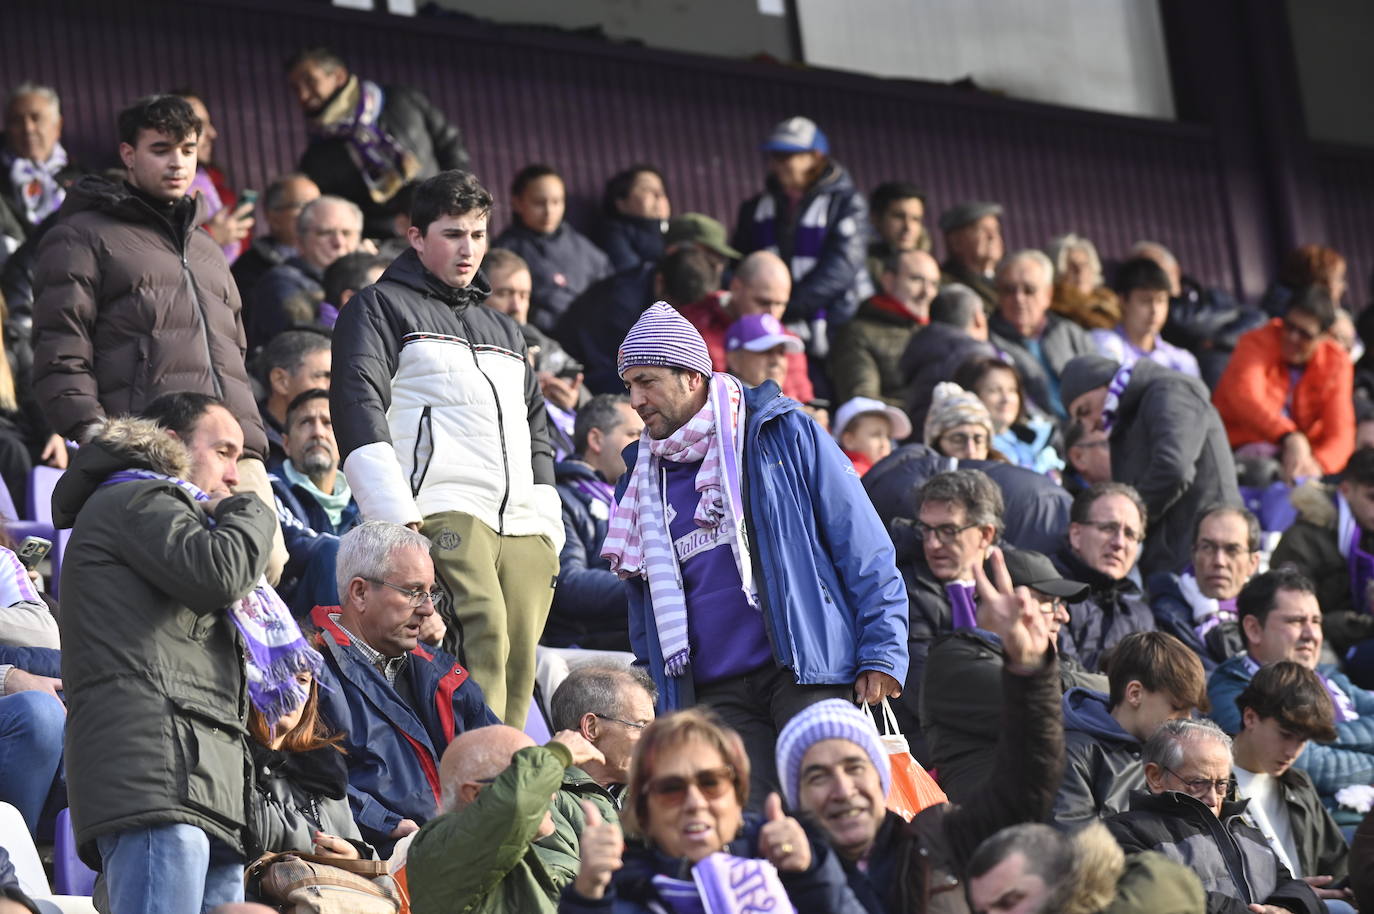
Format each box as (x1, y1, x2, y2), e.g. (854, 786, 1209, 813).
(0, 473, 54, 544)
(54, 807, 97, 896)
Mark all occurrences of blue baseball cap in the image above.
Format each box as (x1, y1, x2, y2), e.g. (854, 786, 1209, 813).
(761, 116, 829, 155)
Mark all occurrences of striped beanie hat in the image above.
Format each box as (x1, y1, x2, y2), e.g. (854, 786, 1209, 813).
(775, 699, 890, 809)
(617, 301, 714, 380)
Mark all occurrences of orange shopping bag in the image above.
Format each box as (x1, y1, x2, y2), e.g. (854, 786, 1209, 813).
(863, 697, 947, 821)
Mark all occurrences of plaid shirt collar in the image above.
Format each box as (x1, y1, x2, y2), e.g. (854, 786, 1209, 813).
(329, 613, 409, 684)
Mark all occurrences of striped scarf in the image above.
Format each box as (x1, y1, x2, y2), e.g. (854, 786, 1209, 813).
(602, 373, 754, 678)
(6, 142, 67, 224)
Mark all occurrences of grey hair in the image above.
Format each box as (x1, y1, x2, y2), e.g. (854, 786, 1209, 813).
(1130, 240, 1179, 274)
(1142, 718, 1231, 772)
(916, 469, 1005, 538)
(929, 282, 983, 330)
(7, 82, 60, 117)
(549, 663, 657, 732)
(1046, 233, 1102, 283)
(968, 823, 1073, 886)
(298, 194, 363, 238)
(997, 248, 1055, 287)
(336, 521, 434, 603)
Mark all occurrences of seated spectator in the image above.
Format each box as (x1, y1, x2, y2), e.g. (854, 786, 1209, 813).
(900, 282, 996, 429)
(1149, 505, 1258, 670)
(938, 201, 1003, 311)
(1270, 446, 1374, 675)
(830, 249, 939, 406)
(1106, 719, 1322, 914)
(1214, 286, 1353, 484)
(319, 250, 387, 326)
(1060, 354, 1241, 576)
(174, 90, 254, 266)
(271, 389, 360, 615)
(732, 116, 870, 333)
(864, 180, 930, 288)
(724, 312, 803, 391)
(1061, 420, 1111, 496)
(312, 521, 499, 855)
(0, 646, 63, 835)
(1053, 483, 1156, 672)
(0, 289, 63, 512)
(1208, 567, 1374, 825)
(990, 249, 1093, 419)
(598, 165, 669, 273)
(1055, 631, 1208, 826)
(924, 382, 995, 461)
(231, 173, 320, 300)
(408, 726, 603, 914)
(286, 46, 468, 238)
(559, 709, 866, 913)
(256, 328, 332, 471)
(1262, 244, 1348, 317)
(548, 395, 642, 651)
(955, 356, 1063, 476)
(247, 670, 373, 862)
(779, 555, 1066, 913)
(494, 164, 612, 334)
(924, 548, 1101, 803)
(967, 822, 1206, 914)
(832, 397, 909, 477)
(1231, 662, 1355, 914)
(2, 83, 83, 240)
(0, 538, 55, 650)
(1046, 233, 1120, 331)
(1090, 257, 1200, 378)
(893, 469, 1002, 739)
(248, 195, 362, 352)
(547, 663, 656, 813)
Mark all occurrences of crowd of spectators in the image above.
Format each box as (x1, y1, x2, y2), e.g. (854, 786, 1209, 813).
(3, 41, 1374, 914)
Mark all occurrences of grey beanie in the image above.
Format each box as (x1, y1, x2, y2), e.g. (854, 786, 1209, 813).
(1059, 354, 1120, 410)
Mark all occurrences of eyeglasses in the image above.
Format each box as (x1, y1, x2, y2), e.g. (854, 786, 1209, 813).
(365, 577, 447, 611)
(916, 520, 979, 545)
(1194, 540, 1253, 560)
(1281, 319, 1318, 343)
(645, 765, 736, 806)
(1162, 766, 1230, 799)
(940, 431, 988, 449)
(594, 714, 649, 730)
(1036, 597, 1068, 616)
(1080, 520, 1144, 544)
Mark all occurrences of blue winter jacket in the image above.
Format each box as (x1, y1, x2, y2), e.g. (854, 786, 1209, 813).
(619, 382, 909, 709)
(311, 606, 501, 854)
(547, 459, 630, 650)
(0, 644, 60, 677)
(1209, 654, 1374, 811)
(494, 221, 613, 335)
(598, 214, 664, 274)
(270, 471, 362, 617)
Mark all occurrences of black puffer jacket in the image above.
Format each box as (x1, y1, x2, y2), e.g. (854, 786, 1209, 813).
(1051, 547, 1155, 673)
(1052, 687, 1145, 827)
(494, 221, 613, 335)
(598, 214, 664, 273)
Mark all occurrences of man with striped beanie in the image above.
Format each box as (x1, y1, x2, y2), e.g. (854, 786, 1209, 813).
(602, 301, 909, 807)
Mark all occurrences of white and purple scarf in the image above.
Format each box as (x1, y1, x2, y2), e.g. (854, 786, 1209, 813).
(102, 469, 322, 724)
(309, 76, 419, 204)
(1100, 362, 1134, 434)
(691, 853, 795, 914)
(1337, 492, 1374, 617)
(601, 373, 754, 678)
(6, 143, 67, 224)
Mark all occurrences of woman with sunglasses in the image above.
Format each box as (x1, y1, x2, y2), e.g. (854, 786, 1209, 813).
(560, 708, 867, 913)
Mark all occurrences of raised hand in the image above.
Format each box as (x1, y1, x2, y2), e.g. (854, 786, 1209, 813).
(551, 730, 607, 768)
(574, 800, 624, 900)
(758, 793, 811, 873)
(973, 547, 1051, 670)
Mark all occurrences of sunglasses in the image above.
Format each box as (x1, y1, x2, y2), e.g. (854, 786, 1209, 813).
(645, 765, 736, 806)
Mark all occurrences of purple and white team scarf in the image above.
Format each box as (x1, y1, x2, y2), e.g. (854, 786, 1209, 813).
(309, 76, 419, 205)
(5, 142, 68, 224)
(1099, 363, 1134, 434)
(101, 469, 322, 724)
(692, 853, 795, 914)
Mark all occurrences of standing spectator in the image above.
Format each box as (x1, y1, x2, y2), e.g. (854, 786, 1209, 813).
(864, 180, 930, 287)
(1047, 233, 1120, 330)
(1060, 354, 1241, 576)
(1213, 286, 1353, 484)
(494, 164, 612, 335)
(1090, 257, 1200, 378)
(1062, 421, 1112, 496)
(2, 83, 82, 240)
(30, 93, 285, 581)
(257, 328, 332, 471)
(606, 303, 907, 802)
(831, 397, 909, 478)
(938, 201, 1003, 311)
(955, 357, 1063, 477)
(231, 173, 320, 300)
(990, 249, 1093, 419)
(923, 383, 995, 461)
(53, 400, 294, 913)
(732, 116, 870, 335)
(286, 47, 468, 238)
(598, 165, 669, 273)
(1053, 483, 1156, 672)
(548, 395, 643, 652)
(899, 282, 997, 429)
(547, 663, 657, 801)
(173, 90, 254, 266)
(332, 170, 562, 727)
(829, 249, 939, 406)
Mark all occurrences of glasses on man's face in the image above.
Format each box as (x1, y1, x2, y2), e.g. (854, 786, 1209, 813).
(1036, 597, 1068, 616)
(594, 713, 649, 731)
(1282, 319, 1318, 343)
(1194, 539, 1251, 560)
(1082, 519, 1143, 544)
(940, 431, 987, 450)
(916, 520, 979, 546)
(365, 577, 447, 612)
(1162, 766, 1230, 800)
(645, 765, 736, 806)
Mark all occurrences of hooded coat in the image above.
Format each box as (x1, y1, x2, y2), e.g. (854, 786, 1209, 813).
(1053, 688, 1146, 827)
(53, 417, 276, 867)
(30, 176, 268, 459)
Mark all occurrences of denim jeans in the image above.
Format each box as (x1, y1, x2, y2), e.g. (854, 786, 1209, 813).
(0, 690, 65, 834)
(97, 823, 243, 914)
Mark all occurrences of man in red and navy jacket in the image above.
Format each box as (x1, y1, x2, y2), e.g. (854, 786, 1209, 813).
(311, 522, 499, 856)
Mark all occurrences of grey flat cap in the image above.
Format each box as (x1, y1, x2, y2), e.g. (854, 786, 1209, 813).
(1059, 354, 1121, 411)
(938, 201, 1004, 233)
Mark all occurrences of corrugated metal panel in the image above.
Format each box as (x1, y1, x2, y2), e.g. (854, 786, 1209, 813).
(1, 0, 1239, 294)
(1316, 144, 1374, 313)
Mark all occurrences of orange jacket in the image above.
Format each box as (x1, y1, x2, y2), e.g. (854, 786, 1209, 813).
(1212, 318, 1354, 474)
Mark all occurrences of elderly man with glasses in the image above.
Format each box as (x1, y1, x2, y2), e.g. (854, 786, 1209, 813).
(313, 521, 500, 856)
(1107, 718, 1322, 914)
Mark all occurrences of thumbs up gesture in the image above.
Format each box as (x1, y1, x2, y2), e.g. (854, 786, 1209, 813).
(574, 800, 625, 900)
(758, 792, 811, 873)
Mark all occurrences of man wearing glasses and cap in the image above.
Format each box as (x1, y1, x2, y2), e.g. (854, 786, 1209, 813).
(938, 200, 1004, 311)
